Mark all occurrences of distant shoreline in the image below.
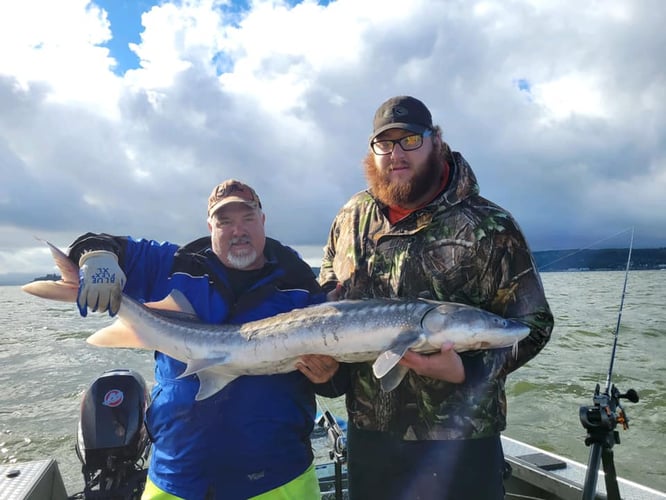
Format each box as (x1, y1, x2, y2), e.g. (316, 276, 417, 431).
(534, 248, 666, 272)
(10, 248, 666, 285)
(30, 273, 62, 282)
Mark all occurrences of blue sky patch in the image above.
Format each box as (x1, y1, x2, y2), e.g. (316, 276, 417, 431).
(94, 0, 158, 74)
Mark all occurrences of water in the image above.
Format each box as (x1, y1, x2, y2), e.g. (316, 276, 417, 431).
(1, 271, 665, 495)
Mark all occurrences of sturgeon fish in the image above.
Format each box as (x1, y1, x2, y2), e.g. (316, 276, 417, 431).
(23, 240, 531, 400)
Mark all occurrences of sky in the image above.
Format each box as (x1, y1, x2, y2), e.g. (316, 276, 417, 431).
(1, 0, 665, 283)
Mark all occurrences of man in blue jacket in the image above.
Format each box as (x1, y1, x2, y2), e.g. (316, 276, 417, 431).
(70, 179, 341, 500)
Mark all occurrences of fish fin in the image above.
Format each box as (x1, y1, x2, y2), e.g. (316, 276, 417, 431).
(22, 238, 80, 302)
(22, 280, 78, 302)
(380, 365, 410, 392)
(86, 320, 149, 349)
(41, 238, 80, 285)
(145, 289, 197, 316)
(178, 356, 230, 378)
(372, 331, 421, 378)
(372, 348, 407, 378)
(195, 371, 237, 400)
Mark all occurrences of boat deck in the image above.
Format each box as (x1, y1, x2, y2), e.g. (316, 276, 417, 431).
(2, 436, 665, 499)
(502, 436, 666, 500)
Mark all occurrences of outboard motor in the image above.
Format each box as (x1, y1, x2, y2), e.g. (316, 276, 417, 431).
(75, 369, 151, 499)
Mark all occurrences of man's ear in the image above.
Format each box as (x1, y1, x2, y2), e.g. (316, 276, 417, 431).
(432, 129, 442, 148)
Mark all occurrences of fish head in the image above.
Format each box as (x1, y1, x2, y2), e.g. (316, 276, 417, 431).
(420, 302, 531, 352)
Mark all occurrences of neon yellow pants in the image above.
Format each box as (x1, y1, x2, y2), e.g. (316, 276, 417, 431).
(141, 463, 320, 500)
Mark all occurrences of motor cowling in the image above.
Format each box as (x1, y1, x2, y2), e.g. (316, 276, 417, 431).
(76, 369, 151, 471)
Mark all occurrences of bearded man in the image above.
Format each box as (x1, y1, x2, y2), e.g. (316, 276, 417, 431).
(319, 96, 554, 499)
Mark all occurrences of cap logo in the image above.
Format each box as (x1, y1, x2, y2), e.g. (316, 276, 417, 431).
(212, 181, 258, 204)
(220, 183, 245, 197)
(391, 106, 409, 118)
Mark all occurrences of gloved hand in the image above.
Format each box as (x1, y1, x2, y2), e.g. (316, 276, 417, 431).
(77, 250, 126, 317)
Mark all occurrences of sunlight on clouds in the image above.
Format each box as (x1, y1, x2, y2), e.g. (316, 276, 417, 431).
(133, 167, 152, 180)
(0, 0, 122, 117)
(531, 74, 608, 122)
(605, 2, 632, 22)
(123, 147, 150, 180)
(82, 193, 105, 208)
(125, 0, 224, 89)
(217, 0, 377, 114)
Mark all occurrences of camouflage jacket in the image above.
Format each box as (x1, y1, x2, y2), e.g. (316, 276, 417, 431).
(319, 151, 554, 440)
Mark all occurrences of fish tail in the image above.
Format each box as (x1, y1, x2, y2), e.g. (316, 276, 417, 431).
(22, 238, 80, 302)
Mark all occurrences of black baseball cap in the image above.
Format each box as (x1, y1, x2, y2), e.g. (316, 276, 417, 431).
(371, 95, 433, 142)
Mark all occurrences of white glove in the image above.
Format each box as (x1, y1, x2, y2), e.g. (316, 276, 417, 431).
(77, 250, 126, 317)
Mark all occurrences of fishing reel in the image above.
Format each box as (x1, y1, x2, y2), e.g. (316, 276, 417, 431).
(317, 410, 347, 465)
(579, 383, 639, 446)
(316, 410, 348, 500)
(579, 382, 639, 500)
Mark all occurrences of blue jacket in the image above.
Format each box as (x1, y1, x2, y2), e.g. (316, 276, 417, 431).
(69, 234, 328, 499)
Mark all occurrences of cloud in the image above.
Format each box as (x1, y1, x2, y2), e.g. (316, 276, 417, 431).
(0, 0, 665, 278)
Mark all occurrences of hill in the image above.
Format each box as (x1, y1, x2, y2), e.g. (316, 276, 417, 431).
(534, 248, 666, 272)
(317, 249, 666, 274)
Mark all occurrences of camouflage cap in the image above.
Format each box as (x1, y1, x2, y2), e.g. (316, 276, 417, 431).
(207, 179, 262, 216)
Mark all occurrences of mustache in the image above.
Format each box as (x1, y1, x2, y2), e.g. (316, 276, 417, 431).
(230, 236, 251, 245)
(389, 161, 410, 170)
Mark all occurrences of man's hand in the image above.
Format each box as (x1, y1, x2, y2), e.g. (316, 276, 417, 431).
(296, 355, 339, 383)
(326, 283, 345, 302)
(77, 250, 126, 317)
(399, 342, 465, 383)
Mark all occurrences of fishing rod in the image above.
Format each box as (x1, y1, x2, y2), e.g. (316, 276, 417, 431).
(579, 228, 640, 500)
